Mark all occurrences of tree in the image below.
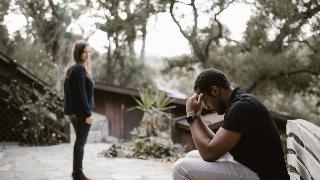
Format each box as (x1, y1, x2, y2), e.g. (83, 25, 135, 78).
(169, 0, 236, 68)
(16, 0, 85, 64)
(14, 0, 88, 90)
(211, 0, 320, 123)
(95, 0, 165, 86)
(239, 0, 320, 93)
(0, 0, 12, 54)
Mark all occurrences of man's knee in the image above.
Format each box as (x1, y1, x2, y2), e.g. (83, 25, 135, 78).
(173, 158, 184, 172)
(173, 158, 193, 180)
(185, 150, 201, 158)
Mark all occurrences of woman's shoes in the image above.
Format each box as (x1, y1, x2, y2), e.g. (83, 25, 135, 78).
(72, 171, 91, 180)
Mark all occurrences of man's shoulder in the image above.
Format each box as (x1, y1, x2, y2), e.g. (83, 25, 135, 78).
(225, 93, 260, 117)
(234, 92, 263, 106)
(229, 93, 253, 108)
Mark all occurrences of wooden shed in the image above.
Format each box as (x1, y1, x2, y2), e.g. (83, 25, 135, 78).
(93, 82, 186, 140)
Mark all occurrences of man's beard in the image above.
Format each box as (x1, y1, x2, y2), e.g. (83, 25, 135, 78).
(216, 100, 227, 115)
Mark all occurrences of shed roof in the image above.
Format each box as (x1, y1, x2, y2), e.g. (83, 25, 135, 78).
(94, 82, 187, 105)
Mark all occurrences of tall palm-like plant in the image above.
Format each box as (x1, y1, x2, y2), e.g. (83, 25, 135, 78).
(131, 89, 155, 112)
(130, 89, 175, 137)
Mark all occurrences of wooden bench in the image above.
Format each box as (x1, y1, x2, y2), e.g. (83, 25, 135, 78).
(286, 119, 320, 180)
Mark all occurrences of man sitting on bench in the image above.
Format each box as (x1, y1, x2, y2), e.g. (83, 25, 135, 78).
(173, 69, 290, 180)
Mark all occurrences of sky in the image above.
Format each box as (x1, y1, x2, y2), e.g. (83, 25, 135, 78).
(4, 1, 253, 58)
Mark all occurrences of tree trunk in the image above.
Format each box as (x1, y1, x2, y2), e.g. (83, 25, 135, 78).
(140, 19, 147, 63)
(52, 39, 59, 63)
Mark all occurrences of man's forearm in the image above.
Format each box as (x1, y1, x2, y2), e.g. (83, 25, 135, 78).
(189, 119, 211, 157)
(198, 117, 215, 140)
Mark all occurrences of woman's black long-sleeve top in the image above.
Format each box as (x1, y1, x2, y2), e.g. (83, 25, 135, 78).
(64, 64, 94, 118)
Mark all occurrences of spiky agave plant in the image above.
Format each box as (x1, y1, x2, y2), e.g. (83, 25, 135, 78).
(130, 89, 175, 137)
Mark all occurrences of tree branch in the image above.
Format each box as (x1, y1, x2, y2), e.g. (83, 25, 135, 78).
(225, 36, 240, 44)
(190, 0, 198, 37)
(169, 0, 191, 41)
(173, 0, 191, 6)
(97, 0, 111, 12)
(48, 0, 57, 17)
(204, 0, 236, 56)
(246, 69, 320, 92)
(215, 0, 236, 16)
(267, 3, 320, 54)
(287, 39, 318, 53)
(205, 31, 218, 57)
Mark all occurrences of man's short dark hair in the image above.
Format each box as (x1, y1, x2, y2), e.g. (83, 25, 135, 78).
(194, 68, 231, 94)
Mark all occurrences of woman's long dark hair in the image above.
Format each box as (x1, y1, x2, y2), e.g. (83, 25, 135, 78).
(64, 40, 92, 76)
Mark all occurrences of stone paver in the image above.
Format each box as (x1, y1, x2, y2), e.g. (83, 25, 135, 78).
(0, 143, 174, 180)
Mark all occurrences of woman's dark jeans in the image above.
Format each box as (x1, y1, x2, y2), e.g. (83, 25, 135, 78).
(70, 115, 91, 174)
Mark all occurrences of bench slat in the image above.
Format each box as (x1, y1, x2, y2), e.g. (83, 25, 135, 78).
(288, 171, 300, 180)
(296, 119, 320, 140)
(287, 136, 320, 179)
(287, 120, 320, 162)
(287, 153, 312, 180)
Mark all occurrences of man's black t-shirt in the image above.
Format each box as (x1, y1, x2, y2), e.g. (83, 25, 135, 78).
(222, 87, 289, 180)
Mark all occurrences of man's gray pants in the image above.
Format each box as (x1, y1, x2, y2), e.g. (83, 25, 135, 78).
(172, 150, 260, 180)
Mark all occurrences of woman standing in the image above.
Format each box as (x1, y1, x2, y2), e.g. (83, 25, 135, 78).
(64, 41, 94, 180)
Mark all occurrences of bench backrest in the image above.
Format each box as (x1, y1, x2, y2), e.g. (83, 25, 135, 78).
(286, 119, 320, 180)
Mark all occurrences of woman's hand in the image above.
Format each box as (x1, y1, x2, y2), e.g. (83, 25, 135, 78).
(85, 116, 93, 124)
(186, 93, 203, 116)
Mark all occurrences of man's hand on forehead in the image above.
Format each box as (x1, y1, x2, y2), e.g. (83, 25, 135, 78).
(186, 93, 204, 116)
(201, 100, 208, 110)
(195, 88, 201, 95)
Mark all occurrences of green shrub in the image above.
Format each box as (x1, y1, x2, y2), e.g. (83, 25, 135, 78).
(132, 136, 179, 159)
(99, 144, 122, 158)
(99, 136, 184, 161)
(7, 80, 68, 145)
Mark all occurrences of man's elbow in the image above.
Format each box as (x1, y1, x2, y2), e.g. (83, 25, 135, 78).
(199, 149, 219, 162)
(202, 154, 219, 162)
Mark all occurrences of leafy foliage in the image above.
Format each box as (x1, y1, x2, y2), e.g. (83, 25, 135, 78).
(131, 136, 180, 159)
(92, 55, 155, 88)
(168, 0, 236, 68)
(16, 0, 85, 63)
(94, 0, 168, 87)
(99, 144, 122, 158)
(99, 135, 184, 161)
(6, 80, 68, 145)
(0, 0, 12, 54)
(9, 36, 62, 87)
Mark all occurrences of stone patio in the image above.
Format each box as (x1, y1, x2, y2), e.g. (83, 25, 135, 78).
(0, 143, 174, 180)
